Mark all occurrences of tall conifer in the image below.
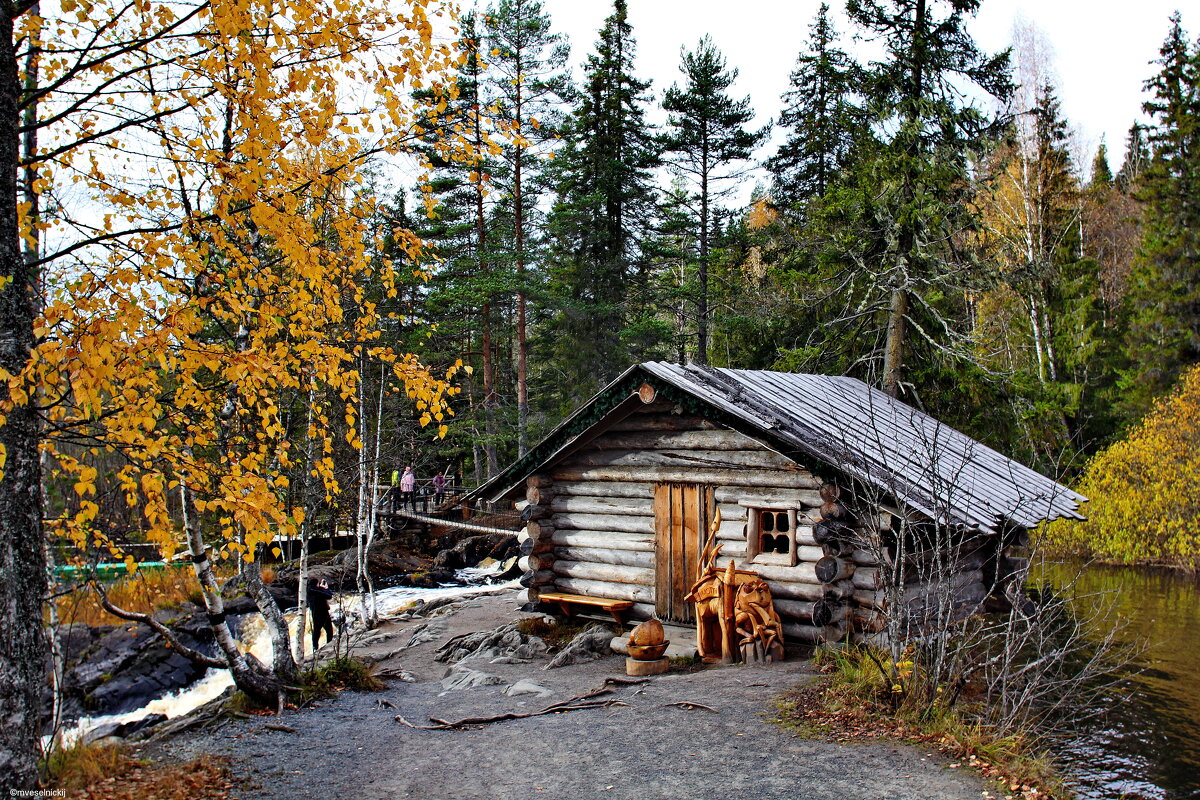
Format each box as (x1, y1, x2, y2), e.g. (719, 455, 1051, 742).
(543, 0, 658, 399)
(1121, 13, 1200, 419)
(661, 35, 766, 365)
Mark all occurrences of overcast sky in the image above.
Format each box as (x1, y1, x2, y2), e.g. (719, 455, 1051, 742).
(532, 0, 1188, 180)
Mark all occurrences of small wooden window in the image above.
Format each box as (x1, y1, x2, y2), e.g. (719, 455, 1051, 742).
(745, 507, 799, 566)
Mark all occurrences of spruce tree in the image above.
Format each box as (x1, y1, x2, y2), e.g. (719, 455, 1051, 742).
(661, 35, 766, 365)
(1090, 139, 1113, 188)
(768, 3, 862, 210)
(840, 0, 1012, 399)
(1121, 12, 1200, 420)
(542, 0, 658, 400)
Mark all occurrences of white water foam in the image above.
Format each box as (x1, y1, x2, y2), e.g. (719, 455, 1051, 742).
(48, 566, 516, 750)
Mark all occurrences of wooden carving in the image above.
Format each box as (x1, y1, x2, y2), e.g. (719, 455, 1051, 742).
(733, 578, 784, 664)
(685, 506, 785, 664)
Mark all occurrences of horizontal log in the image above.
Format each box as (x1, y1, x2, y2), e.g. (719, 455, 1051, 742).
(715, 556, 849, 586)
(848, 548, 883, 567)
(552, 560, 654, 586)
(522, 569, 555, 588)
(852, 568, 885, 591)
(552, 547, 654, 569)
(719, 541, 827, 564)
(850, 608, 888, 633)
(550, 529, 655, 552)
(516, 588, 538, 606)
(563, 448, 798, 471)
(527, 475, 554, 489)
(552, 512, 654, 534)
(764, 579, 852, 602)
(853, 572, 988, 611)
(588, 429, 769, 452)
(815, 556, 854, 584)
(782, 622, 846, 644)
(550, 496, 654, 517)
(774, 598, 847, 625)
(518, 554, 554, 572)
(549, 480, 655, 500)
(552, 466, 823, 490)
(714, 486, 822, 507)
(552, 576, 655, 604)
(604, 414, 719, 433)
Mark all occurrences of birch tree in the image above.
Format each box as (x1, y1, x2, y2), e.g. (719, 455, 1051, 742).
(0, 0, 470, 786)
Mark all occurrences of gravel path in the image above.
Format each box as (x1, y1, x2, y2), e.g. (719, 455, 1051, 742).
(148, 591, 988, 800)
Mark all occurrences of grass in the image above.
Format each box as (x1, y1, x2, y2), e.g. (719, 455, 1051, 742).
(516, 615, 591, 649)
(292, 656, 384, 706)
(774, 645, 1069, 800)
(53, 563, 235, 627)
(44, 741, 233, 800)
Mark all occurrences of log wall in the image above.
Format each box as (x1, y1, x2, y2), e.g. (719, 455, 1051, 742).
(517, 404, 1002, 649)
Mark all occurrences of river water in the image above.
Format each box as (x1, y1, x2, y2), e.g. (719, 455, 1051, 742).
(52, 572, 515, 749)
(1040, 563, 1200, 799)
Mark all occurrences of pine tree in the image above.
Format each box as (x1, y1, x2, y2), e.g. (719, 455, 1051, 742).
(768, 3, 862, 210)
(483, 0, 570, 454)
(661, 35, 766, 365)
(1121, 12, 1200, 420)
(542, 0, 659, 400)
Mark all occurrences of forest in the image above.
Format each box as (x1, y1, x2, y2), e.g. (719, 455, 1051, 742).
(391, 0, 1200, 567)
(0, 0, 1197, 788)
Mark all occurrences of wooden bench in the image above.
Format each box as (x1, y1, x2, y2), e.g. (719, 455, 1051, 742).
(538, 592, 633, 624)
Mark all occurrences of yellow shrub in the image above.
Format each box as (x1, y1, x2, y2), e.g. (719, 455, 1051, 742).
(1041, 365, 1200, 569)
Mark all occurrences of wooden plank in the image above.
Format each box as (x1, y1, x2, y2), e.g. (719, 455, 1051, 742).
(605, 414, 718, 433)
(654, 483, 671, 620)
(553, 466, 822, 489)
(588, 429, 768, 451)
(563, 448, 798, 471)
(537, 592, 634, 611)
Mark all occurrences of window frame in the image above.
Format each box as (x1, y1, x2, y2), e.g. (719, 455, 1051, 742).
(742, 504, 800, 566)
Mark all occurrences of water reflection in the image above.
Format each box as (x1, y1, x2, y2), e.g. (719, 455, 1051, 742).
(1037, 563, 1200, 800)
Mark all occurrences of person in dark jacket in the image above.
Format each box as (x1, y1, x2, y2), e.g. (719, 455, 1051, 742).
(308, 578, 335, 651)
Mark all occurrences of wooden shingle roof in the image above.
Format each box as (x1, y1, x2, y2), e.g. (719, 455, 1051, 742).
(476, 362, 1086, 532)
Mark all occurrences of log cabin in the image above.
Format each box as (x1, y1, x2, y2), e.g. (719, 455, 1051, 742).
(471, 362, 1087, 645)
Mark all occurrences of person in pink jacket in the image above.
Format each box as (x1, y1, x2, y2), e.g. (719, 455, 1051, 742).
(399, 465, 416, 511)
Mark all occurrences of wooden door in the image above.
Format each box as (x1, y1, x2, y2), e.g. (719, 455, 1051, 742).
(653, 483, 712, 623)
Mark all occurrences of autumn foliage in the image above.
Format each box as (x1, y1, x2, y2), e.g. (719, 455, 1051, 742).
(1, 0, 479, 564)
(1041, 365, 1200, 570)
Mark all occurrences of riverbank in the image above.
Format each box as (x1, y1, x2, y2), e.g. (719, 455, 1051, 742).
(128, 589, 990, 800)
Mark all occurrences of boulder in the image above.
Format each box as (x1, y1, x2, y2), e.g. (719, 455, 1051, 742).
(434, 622, 547, 665)
(432, 534, 519, 572)
(440, 664, 505, 692)
(544, 624, 616, 670)
(504, 679, 552, 697)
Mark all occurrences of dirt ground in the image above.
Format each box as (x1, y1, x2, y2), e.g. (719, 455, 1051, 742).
(144, 588, 990, 800)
